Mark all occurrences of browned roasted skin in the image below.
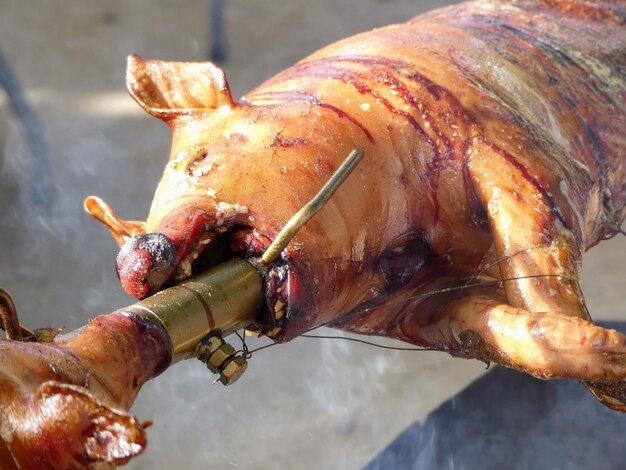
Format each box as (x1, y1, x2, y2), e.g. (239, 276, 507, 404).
(0, 313, 171, 469)
(90, 0, 626, 412)
(4, 1, 625, 467)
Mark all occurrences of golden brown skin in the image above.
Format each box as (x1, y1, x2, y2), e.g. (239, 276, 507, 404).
(0, 0, 624, 467)
(88, 0, 626, 413)
(0, 312, 171, 469)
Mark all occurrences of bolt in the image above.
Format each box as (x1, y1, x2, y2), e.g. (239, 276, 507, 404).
(207, 342, 236, 374)
(194, 335, 248, 385)
(194, 335, 223, 364)
(219, 355, 248, 385)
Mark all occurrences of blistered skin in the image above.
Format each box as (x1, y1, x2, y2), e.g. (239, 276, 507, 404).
(89, 0, 626, 412)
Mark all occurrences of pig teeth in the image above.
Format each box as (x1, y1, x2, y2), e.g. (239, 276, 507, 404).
(274, 301, 285, 319)
(175, 258, 193, 280)
(274, 308, 285, 320)
(274, 300, 284, 312)
(266, 326, 282, 337)
(170, 221, 232, 284)
(174, 231, 217, 281)
(197, 231, 215, 246)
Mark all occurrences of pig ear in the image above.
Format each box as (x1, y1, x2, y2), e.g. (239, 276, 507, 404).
(126, 54, 236, 120)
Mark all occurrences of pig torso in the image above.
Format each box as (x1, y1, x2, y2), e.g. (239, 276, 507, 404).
(119, 0, 625, 341)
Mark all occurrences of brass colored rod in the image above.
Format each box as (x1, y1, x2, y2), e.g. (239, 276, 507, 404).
(120, 258, 263, 362)
(260, 148, 364, 266)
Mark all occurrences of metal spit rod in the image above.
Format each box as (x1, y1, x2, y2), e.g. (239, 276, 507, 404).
(121, 257, 264, 362)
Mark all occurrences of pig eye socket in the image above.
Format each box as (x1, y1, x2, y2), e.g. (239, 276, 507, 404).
(185, 151, 210, 176)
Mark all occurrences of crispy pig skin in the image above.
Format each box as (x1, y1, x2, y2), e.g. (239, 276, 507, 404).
(1, 1, 625, 467)
(0, 313, 171, 469)
(123, 0, 625, 338)
(114, 0, 626, 411)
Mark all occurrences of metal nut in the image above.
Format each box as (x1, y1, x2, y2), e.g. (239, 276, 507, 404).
(194, 335, 223, 363)
(219, 355, 248, 385)
(207, 335, 223, 352)
(207, 342, 236, 373)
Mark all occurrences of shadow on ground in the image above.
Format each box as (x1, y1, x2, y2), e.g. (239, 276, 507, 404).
(366, 322, 626, 470)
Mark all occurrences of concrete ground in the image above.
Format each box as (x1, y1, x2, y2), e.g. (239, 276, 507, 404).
(0, 1, 624, 468)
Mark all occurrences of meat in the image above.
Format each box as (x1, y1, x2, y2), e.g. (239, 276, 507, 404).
(0, 310, 171, 469)
(94, 0, 626, 408)
(0, 0, 625, 467)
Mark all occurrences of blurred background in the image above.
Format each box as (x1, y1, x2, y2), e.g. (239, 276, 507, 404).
(0, 1, 625, 468)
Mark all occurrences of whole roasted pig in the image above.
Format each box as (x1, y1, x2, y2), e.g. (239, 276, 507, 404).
(0, 0, 624, 467)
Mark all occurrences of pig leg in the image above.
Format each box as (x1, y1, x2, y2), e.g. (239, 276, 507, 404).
(466, 138, 589, 319)
(391, 290, 626, 384)
(464, 139, 626, 410)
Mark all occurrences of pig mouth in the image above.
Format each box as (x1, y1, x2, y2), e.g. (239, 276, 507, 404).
(116, 208, 291, 339)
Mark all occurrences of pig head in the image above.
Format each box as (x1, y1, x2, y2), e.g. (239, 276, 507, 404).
(87, 55, 475, 343)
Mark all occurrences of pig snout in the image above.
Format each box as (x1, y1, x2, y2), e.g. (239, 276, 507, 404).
(116, 233, 177, 298)
(114, 203, 254, 299)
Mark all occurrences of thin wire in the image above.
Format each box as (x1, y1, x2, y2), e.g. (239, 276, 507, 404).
(301, 334, 450, 352)
(462, 243, 552, 286)
(416, 273, 573, 300)
(325, 272, 574, 326)
(235, 329, 451, 359)
(236, 341, 278, 358)
(235, 330, 252, 359)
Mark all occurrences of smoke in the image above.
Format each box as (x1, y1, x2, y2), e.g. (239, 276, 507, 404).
(1, 1, 625, 469)
(366, 342, 626, 470)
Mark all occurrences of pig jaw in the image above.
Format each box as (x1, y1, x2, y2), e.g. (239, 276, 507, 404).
(114, 203, 308, 341)
(116, 199, 252, 299)
(111, 183, 333, 343)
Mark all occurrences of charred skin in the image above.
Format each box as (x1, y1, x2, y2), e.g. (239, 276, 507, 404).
(89, 0, 626, 412)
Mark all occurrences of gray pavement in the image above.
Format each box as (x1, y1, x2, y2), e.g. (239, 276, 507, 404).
(0, 1, 624, 468)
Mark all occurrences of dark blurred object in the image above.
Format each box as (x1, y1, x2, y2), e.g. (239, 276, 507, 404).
(0, 87, 5, 170)
(0, 48, 54, 209)
(366, 322, 626, 470)
(209, 0, 228, 63)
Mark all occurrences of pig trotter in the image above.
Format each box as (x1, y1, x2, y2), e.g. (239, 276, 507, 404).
(0, 312, 171, 467)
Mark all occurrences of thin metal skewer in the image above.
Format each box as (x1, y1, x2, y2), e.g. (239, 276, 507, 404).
(260, 148, 364, 266)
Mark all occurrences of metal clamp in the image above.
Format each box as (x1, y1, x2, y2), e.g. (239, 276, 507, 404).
(194, 333, 248, 385)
